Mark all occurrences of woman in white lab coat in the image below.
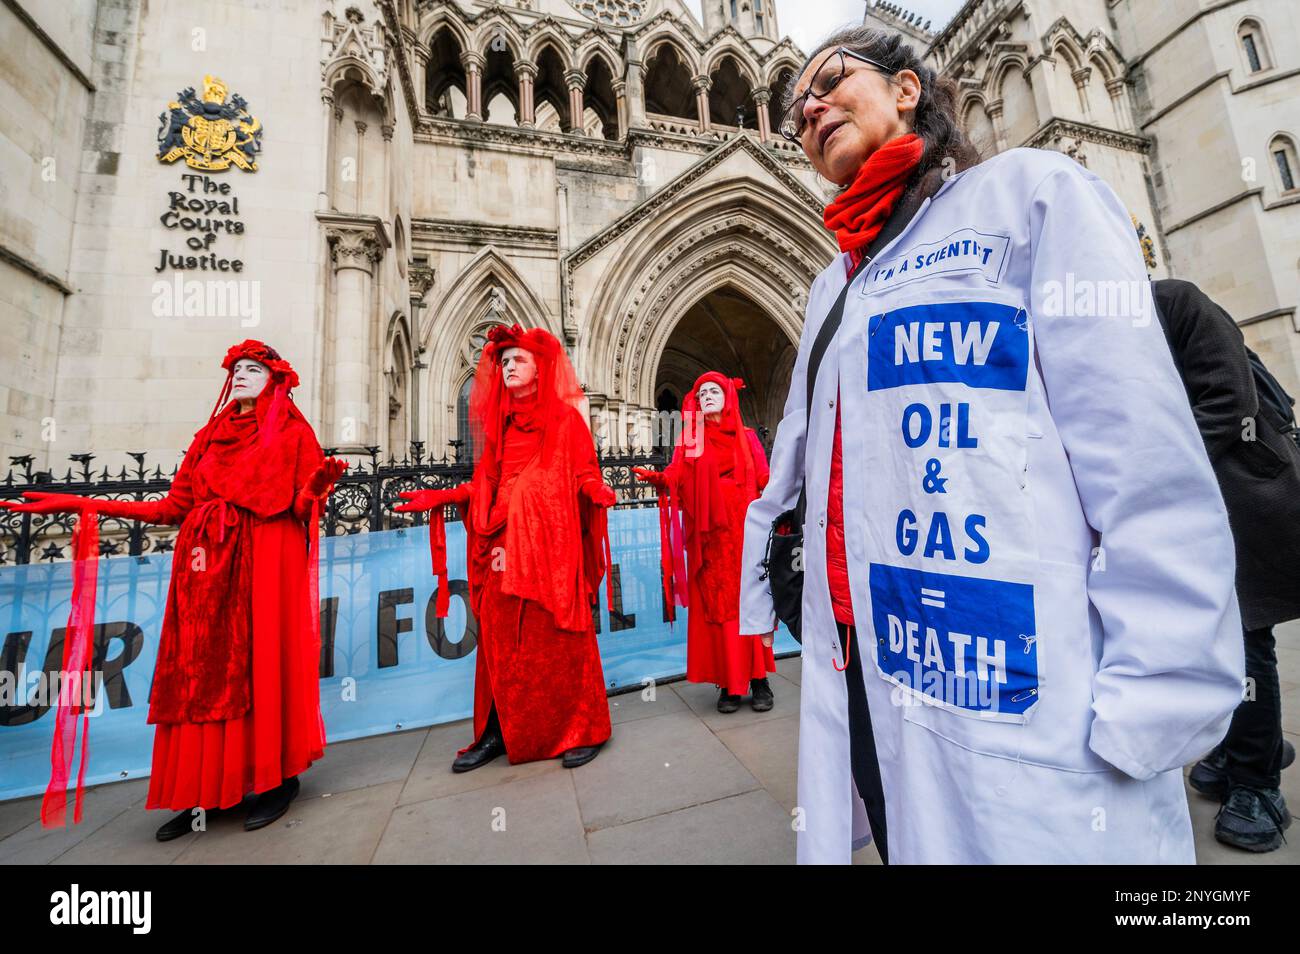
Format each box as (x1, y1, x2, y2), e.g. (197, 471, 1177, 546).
(739, 26, 1245, 864)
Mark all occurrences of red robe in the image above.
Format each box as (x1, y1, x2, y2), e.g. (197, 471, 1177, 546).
(453, 396, 612, 762)
(660, 423, 776, 695)
(143, 407, 327, 810)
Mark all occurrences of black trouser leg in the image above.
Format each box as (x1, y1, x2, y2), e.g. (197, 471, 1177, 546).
(481, 703, 502, 743)
(1221, 625, 1283, 789)
(840, 622, 889, 864)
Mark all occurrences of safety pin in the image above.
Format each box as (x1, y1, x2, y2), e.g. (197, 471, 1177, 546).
(1009, 688, 1038, 703)
(1018, 633, 1037, 654)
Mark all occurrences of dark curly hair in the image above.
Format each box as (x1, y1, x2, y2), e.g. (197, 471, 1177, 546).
(785, 26, 983, 199)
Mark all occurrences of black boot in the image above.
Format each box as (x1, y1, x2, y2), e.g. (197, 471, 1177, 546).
(562, 741, 604, 769)
(155, 807, 205, 842)
(750, 677, 775, 712)
(244, 776, 300, 832)
(452, 730, 506, 772)
(1214, 785, 1291, 852)
(1192, 739, 1295, 800)
(716, 687, 741, 713)
(1189, 745, 1229, 800)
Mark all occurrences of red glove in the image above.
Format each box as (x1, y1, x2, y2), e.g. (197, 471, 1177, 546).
(306, 457, 348, 498)
(0, 491, 93, 515)
(632, 466, 667, 489)
(582, 481, 617, 508)
(395, 484, 469, 513)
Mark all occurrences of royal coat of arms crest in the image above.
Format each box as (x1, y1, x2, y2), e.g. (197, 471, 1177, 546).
(157, 75, 262, 172)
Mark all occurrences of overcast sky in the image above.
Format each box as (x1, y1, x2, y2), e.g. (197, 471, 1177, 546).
(680, 0, 968, 54)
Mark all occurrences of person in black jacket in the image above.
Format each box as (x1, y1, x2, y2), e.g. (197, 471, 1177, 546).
(1153, 279, 1299, 852)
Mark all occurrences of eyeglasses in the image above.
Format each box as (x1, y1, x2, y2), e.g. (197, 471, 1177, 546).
(779, 47, 891, 143)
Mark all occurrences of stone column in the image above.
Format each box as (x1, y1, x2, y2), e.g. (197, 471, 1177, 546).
(1071, 66, 1093, 119)
(408, 266, 435, 446)
(516, 60, 538, 127)
(353, 120, 367, 214)
(693, 74, 712, 133)
(413, 44, 430, 114)
(566, 69, 587, 135)
(326, 227, 384, 448)
(985, 98, 1009, 152)
(320, 88, 335, 211)
(1105, 77, 1133, 131)
(612, 78, 628, 139)
(461, 50, 485, 121)
(753, 87, 771, 142)
(1025, 61, 1054, 136)
(380, 121, 394, 215)
(625, 38, 647, 129)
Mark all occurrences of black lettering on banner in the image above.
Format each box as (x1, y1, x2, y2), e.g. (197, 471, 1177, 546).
(376, 588, 414, 669)
(0, 622, 143, 725)
(424, 580, 477, 660)
(607, 564, 636, 633)
(319, 596, 339, 678)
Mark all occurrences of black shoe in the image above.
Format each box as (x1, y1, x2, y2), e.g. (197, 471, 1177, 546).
(1191, 739, 1296, 800)
(1214, 785, 1291, 853)
(1189, 745, 1229, 799)
(155, 807, 205, 842)
(562, 742, 604, 769)
(717, 688, 741, 713)
(244, 776, 300, 832)
(750, 677, 775, 712)
(451, 731, 505, 773)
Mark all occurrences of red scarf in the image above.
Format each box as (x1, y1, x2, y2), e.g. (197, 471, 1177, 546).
(823, 132, 925, 259)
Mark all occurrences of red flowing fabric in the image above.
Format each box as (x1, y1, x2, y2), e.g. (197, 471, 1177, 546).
(40, 339, 336, 821)
(40, 506, 100, 826)
(825, 134, 925, 631)
(428, 324, 614, 762)
(653, 373, 775, 695)
(146, 340, 332, 809)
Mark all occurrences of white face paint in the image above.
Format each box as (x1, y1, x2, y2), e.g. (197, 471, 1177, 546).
(230, 358, 270, 403)
(501, 346, 538, 393)
(697, 382, 725, 416)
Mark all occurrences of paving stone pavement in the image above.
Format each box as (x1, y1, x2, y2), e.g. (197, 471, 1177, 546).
(2, 621, 1296, 865)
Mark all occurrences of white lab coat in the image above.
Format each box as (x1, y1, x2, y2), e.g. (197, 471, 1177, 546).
(740, 148, 1245, 864)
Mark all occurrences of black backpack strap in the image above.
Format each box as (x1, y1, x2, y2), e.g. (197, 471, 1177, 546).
(793, 194, 920, 521)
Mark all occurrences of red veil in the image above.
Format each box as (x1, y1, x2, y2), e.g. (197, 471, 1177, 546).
(427, 324, 611, 629)
(657, 372, 761, 621)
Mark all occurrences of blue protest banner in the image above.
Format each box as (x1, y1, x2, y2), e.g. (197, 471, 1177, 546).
(0, 507, 796, 800)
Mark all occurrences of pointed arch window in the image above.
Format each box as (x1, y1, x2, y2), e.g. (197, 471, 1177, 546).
(1270, 135, 1298, 193)
(1237, 19, 1272, 74)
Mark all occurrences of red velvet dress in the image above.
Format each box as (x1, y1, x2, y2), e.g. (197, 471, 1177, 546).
(144, 409, 327, 810)
(662, 423, 776, 696)
(462, 398, 612, 762)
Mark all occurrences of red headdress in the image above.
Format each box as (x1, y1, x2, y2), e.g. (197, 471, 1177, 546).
(202, 339, 303, 450)
(657, 372, 760, 619)
(467, 323, 588, 467)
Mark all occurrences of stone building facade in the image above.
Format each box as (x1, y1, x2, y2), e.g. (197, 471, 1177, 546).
(3, 0, 1295, 473)
(1, 0, 832, 469)
(865, 0, 1300, 394)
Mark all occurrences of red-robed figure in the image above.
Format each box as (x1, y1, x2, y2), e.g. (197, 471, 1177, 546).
(1, 341, 345, 839)
(633, 372, 777, 713)
(396, 324, 615, 771)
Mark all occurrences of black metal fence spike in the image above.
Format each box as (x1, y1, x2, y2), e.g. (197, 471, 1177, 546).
(2, 446, 670, 564)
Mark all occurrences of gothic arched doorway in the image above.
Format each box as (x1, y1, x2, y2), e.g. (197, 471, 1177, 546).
(654, 284, 796, 455)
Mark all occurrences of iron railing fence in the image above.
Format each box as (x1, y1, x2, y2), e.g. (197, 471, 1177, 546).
(0, 444, 668, 566)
